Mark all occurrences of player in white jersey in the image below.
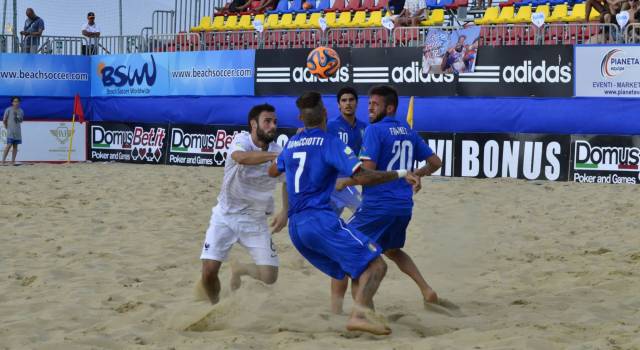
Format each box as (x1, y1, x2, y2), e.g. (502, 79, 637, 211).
(200, 104, 288, 304)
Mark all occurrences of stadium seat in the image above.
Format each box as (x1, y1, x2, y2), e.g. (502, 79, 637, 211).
(474, 6, 499, 24)
(512, 5, 532, 23)
(325, 0, 347, 12)
(495, 6, 515, 24)
(544, 24, 564, 44)
(548, 0, 564, 6)
(446, 0, 469, 10)
(266, 0, 289, 14)
(500, 0, 520, 8)
(427, 0, 454, 9)
(359, 0, 387, 11)
(304, 12, 322, 28)
(284, 0, 303, 13)
(191, 16, 212, 32)
(253, 13, 265, 26)
(264, 13, 281, 28)
(589, 7, 601, 21)
(210, 15, 226, 30)
(335, 11, 352, 27)
(324, 11, 338, 26)
(362, 10, 383, 26)
(421, 9, 445, 25)
(278, 13, 294, 28)
(547, 4, 568, 22)
(565, 3, 586, 22)
(307, 0, 331, 12)
(535, 4, 550, 19)
(292, 13, 308, 28)
(347, 11, 367, 26)
(236, 14, 253, 30)
(224, 15, 239, 30)
(345, 0, 362, 11)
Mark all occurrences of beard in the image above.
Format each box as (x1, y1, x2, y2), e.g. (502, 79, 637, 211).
(256, 126, 276, 144)
(370, 110, 386, 124)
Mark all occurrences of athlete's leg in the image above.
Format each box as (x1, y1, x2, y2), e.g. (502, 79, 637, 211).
(331, 277, 349, 314)
(230, 263, 278, 290)
(384, 248, 438, 303)
(201, 259, 222, 304)
(347, 256, 390, 335)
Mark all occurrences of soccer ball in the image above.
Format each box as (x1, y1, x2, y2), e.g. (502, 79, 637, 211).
(306, 46, 341, 79)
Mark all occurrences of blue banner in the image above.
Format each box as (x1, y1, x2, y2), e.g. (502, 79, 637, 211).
(0, 54, 90, 97)
(91, 53, 170, 97)
(168, 50, 254, 96)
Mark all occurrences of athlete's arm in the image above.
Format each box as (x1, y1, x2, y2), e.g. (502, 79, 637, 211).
(335, 160, 375, 190)
(270, 183, 288, 233)
(414, 154, 442, 177)
(352, 167, 421, 190)
(231, 151, 278, 165)
(268, 161, 281, 177)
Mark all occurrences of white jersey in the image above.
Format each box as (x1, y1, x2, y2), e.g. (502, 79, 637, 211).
(216, 131, 282, 215)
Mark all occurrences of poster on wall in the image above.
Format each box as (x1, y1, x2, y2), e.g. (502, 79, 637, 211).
(422, 26, 481, 74)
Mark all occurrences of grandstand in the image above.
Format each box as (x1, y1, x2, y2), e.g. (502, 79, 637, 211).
(1, 0, 639, 54)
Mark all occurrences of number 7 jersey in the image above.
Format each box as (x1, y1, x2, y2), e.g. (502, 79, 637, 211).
(359, 116, 434, 216)
(277, 128, 362, 216)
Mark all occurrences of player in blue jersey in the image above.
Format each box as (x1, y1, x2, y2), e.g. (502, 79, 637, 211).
(331, 85, 446, 314)
(268, 91, 421, 335)
(326, 87, 367, 216)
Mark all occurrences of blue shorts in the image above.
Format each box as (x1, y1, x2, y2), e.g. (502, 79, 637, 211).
(348, 209, 411, 252)
(6, 138, 21, 145)
(288, 209, 381, 280)
(330, 186, 362, 216)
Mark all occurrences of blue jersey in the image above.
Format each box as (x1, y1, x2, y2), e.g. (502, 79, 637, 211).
(359, 116, 433, 216)
(277, 128, 361, 216)
(326, 116, 367, 155)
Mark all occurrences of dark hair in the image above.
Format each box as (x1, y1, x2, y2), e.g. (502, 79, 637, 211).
(296, 91, 325, 127)
(11, 96, 20, 103)
(336, 86, 358, 103)
(368, 85, 398, 109)
(247, 103, 275, 130)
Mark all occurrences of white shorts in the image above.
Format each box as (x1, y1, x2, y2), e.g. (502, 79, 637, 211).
(200, 206, 279, 266)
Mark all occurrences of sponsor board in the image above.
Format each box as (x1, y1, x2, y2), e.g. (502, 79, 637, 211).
(570, 135, 640, 184)
(418, 132, 455, 176)
(255, 46, 573, 97)
(0, 54, 90, 97)
(575, 45, 640, 97)
(89, 122, 168, 164)
(91, 53, 170, 97)
(0, 121, 86, 162)
(168, 50, 255, 96)
(454, 133, 570, 181)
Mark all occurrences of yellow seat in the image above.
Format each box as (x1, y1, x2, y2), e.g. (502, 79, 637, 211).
(589, 7, 600, 21)
(211, 16, 225, 30)
(421, 9, 445, 25)
(335, 12, 352, 27)
(547, 4, 568, 22)
(363, 10, 382, 27)
(292, 13, 308, 29)
(236, 14, 252, 30)
(347, 11, 367, 27)
(324, 12, 338, 28)
(535, 4, 550, 19)
(564, 3, 584, 22)
(224, 15, 239, 30)
(494, 6, 515, 24)
(474, 6, 499, 25)
(264, 14, 280, 29)
(513, 5, 532, 23)
(304, 12, 322, 29)
(277, 13, 294, 29)
(191, 16, 212, 32)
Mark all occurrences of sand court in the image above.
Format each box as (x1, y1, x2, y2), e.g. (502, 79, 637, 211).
(1, 163, 639, 349)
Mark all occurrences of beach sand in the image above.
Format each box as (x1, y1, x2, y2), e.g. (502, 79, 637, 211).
(1, 163, 639, 349)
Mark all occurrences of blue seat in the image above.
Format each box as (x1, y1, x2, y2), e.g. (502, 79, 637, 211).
(266, 0, 289, 14)
(306, 0, 330, 12)
(515, 0, 536, 7)
(427, 0, 454, 9)
(284, 0, 303, 12)
(548, 0, 565, 5)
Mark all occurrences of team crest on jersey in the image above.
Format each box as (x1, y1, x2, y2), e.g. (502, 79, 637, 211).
(344, 146, 353, 155)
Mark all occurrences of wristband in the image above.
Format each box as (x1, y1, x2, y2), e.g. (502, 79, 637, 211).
(396, 169, 407, 178)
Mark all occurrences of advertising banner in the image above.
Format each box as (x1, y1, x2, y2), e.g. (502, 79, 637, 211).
(91, 53, 170, 97)
(419, 132, 455, 177)
(570, 135, 640, 185)
(423, 26, 481, 74)
(89, 122, 169, 164)
(454, 133, 570, 181)
(0, 121, 86, 162)
(168, 50, 255, 96)
(575, 45, 640, 98)
(0, 54, 90, 97)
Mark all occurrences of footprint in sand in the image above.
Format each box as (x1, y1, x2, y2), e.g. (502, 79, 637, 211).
(185, 301, 234, 332)
(423, 298, 464, 317)
(114, 301, 142, 313)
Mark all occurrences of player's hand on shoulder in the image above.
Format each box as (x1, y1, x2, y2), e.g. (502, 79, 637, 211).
(405, 171, 422, 194)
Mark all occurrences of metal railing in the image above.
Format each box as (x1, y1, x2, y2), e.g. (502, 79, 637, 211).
(174, 0, 223, 33)
(94, 36, 145, 55)
(34, 36, 87, 55)
(148, 33, 201, 52)
(625, 23, 640, 43)
(0, 34, 16, 53)
(262, 29, 324, 49)
(153, 10, 177, 35)
(543, 23, 619, 45)
(326, 28, 390, 48)
(479, 24, 541, 46)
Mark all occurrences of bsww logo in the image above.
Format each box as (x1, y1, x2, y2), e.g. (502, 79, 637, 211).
(97, 55, 157, 87)
(459, 139, 564, 180)
(574, 140, 640, 171)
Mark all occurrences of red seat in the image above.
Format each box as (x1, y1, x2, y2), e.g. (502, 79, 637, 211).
(394, 28, 419, 45)
(359, 0, 388, 11)
(446, 0, 469, 10)
(499, 0, 521, 7)
(345, 0, 362, 11)
(325, 0, 346, 12)
(544, 26, 564, 45)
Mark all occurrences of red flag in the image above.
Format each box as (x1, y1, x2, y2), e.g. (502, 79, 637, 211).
(73, 94, 85, 123)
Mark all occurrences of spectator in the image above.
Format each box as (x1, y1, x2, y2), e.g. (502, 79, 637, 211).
(20, 8, 44, 54)
(476, 0, 493, 9)
(622, 0, 640, 23)
(388, 0, 406, 14)
(2, 97, 24, 166)
(217, 0, 273, 13)
(441, 35, 468, 74)
(81, 12, 100, 55)
(392, 0, 427, 27)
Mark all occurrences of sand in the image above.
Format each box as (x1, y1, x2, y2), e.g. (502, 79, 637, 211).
(1, 163, 639, 350)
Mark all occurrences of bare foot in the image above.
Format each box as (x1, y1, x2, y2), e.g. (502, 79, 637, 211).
(331, 297, 344, 315)
(346, 308, 391, 336)
(424, 289, 438, 304)
(423, 297, 463, 317)
(230, 263, 241, 291)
